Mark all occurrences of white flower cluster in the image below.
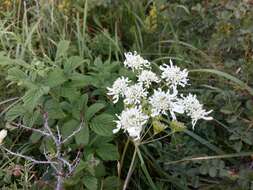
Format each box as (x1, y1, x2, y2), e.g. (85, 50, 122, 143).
(179, 94, 213, 129)
(113, 107, 149, 140)
(124, 51, 150, 71)
(107, 52, 213, 140)
(107, 77, 130, 103)
(160, 60, 189, 89)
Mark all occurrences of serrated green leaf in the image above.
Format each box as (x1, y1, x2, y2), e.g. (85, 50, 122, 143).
(60, 85, 80, 102)
(96, 143, 119, 161)
(30, 132, 42, 144)
(44, 99, 66, 119)
(5, 104, 26, 121)
(83, 176, 98, 190)
(23, 109, 40, 127)
(7, 67, 27, 83)
(61, 119, 79, 140)
(70, 94, 89, 120)
(85, 103, 105, 121)
(94, 162, 106, 178)
(91, 136, 113, 147)
(0, 52, 16, 66)
(78, 94, 89, 111)
(74, 160, 88, 174)
(90, 114, 114, 136)
(103, 176, 121, 190)
(64, 56, 88, 72)
(70, 73, 95, 87)
(22, 86, 50, 110)
(75, 125, 89, 146)
(44, 68, 67, 88)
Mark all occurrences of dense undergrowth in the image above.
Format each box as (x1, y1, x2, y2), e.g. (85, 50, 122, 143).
(0, 0, 253, 189)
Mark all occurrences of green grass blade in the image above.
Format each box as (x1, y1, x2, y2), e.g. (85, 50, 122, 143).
(141, 146, 189, 190)
(165, 152, 253, 165)
(190, 69, 253, 96)
(136, 146, 158, 190)
(184, 129, 225, 154)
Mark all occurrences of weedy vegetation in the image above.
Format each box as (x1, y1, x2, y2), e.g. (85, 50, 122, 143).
(0, 0, 253, 190)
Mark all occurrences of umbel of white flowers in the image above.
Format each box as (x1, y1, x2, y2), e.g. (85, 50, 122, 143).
(107, 51, 213, 140)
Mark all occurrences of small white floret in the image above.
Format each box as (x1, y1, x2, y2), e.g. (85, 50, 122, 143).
(149, 88, 184, 119)
(124, 51, 150, 71)
(137, 70, 160, 88)
(123, 83, 148, 105)
(160, 60, 189, 89)
(107, 77, 130, 103)
(114, 107, 149, 140)
(180, 94, 213, 129)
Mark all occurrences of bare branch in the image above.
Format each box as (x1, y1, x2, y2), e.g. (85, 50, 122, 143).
(43, 147, 59, 173)
(58, 157, 72, 172)
(4, 111, 84, 190)
(62, 121, 84, 144)
(56, 125, 61, 142)
(1, 146, 57, 165)
(43, 112, 58, 145)
(11, 123, 50, 137)
(68, 150, 81, 176)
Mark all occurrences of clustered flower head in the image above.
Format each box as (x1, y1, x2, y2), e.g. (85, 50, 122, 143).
(160, 59, 188, 89)
(179, 94, 213, 129)
(107, 52, 213, 140)
(124, 51, 150, 71)
(107, 77, 130, 103)
(114, 107, 149, 140)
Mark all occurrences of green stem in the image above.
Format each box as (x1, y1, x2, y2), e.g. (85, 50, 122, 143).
(122, 145, 137, 190)
(119, 138, 130, 177)
(141, 131, 175, 145)
(136, 145, 158, 190)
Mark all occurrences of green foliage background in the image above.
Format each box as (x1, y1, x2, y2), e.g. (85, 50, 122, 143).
(0, 0, 253, 189)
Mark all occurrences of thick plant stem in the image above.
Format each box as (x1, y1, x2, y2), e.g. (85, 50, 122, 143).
(56, 174, 63, 190)
(122, 145, 137, 190)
